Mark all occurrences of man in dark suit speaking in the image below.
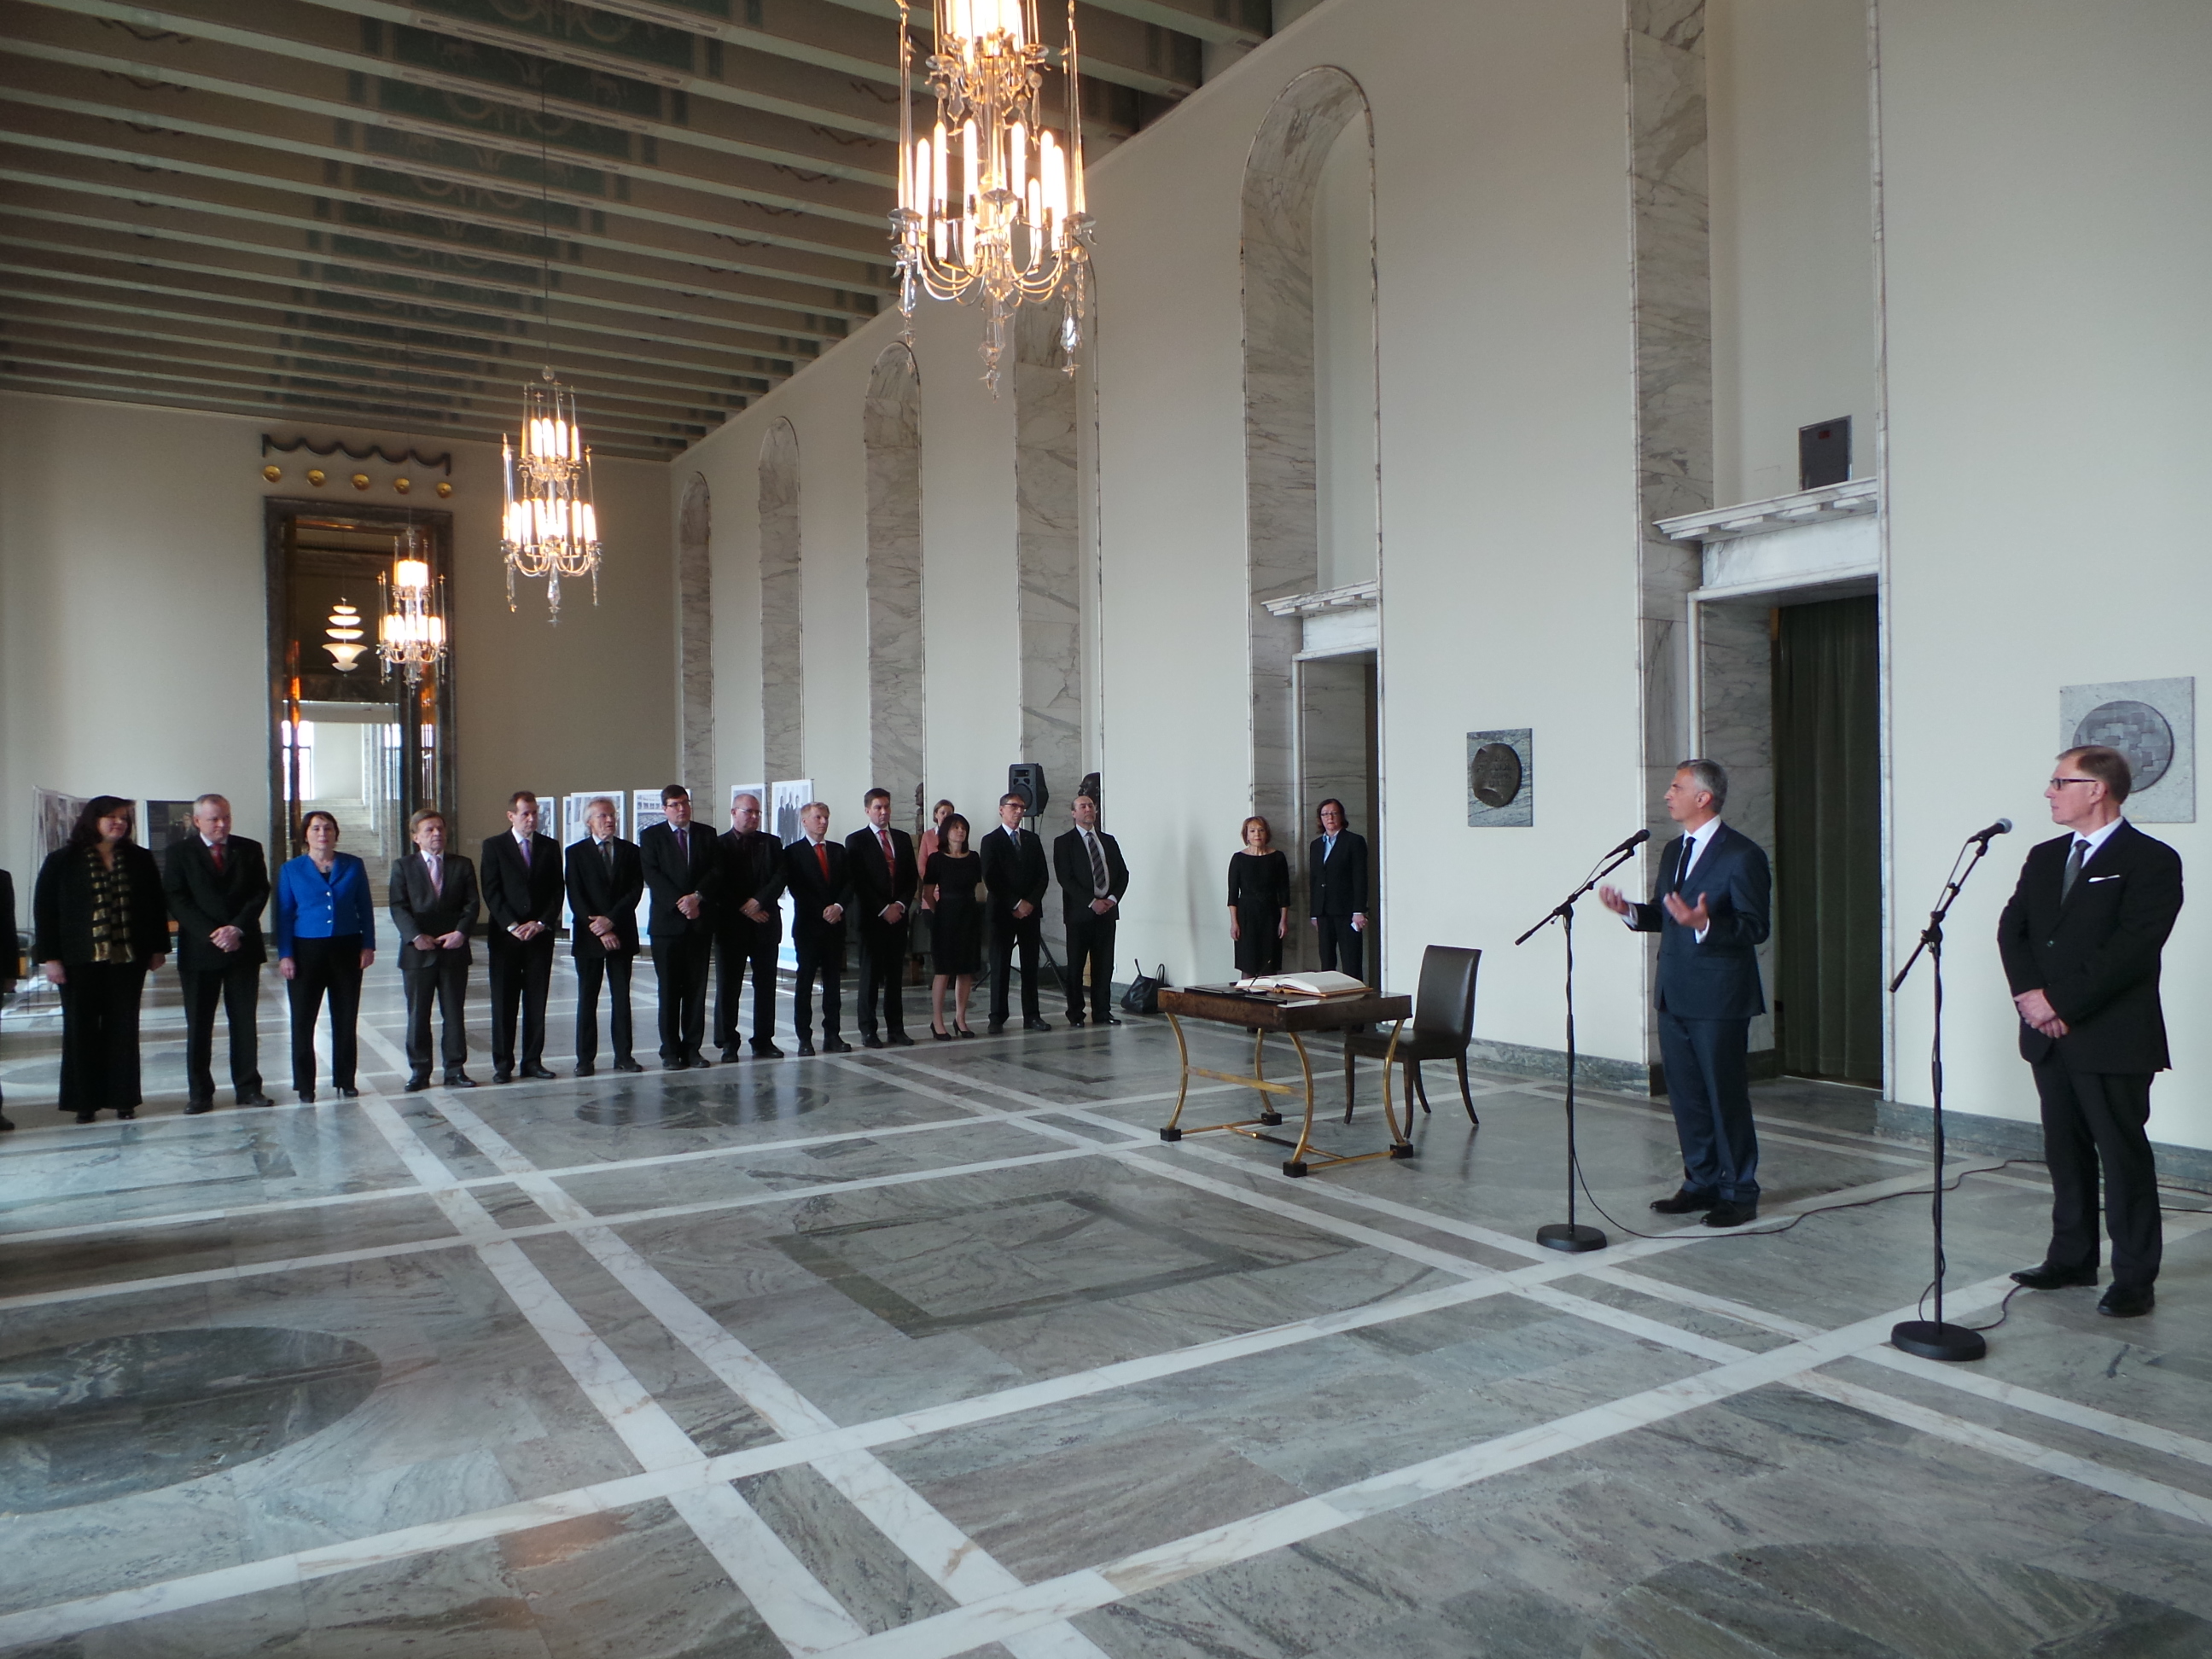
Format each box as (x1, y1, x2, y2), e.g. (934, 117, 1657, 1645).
(1999, 745, 2183, 1318)
(1599, 758, 1772, 1228)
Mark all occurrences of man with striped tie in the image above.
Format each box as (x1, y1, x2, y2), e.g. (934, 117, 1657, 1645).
(1053, 789, 1128, 1029)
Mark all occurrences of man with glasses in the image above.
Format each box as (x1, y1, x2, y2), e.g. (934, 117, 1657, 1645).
(1999, 745, 2184, 1318)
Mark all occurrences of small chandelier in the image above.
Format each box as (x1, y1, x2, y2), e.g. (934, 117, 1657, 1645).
(501, 368, 602, 622)
(893, 0, 1094, 394)
(378, 527, 447, 686)
(323, 599, 367, 673)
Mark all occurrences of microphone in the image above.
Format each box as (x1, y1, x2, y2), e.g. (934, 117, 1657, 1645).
(1609, 828, 1652, 856)
(1967, 818, 2013, 845)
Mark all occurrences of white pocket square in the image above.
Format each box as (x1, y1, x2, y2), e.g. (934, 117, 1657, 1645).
(2087, 874, 2122, 883)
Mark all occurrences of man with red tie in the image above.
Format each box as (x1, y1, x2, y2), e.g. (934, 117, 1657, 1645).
(164, 793, 273, 1112)
(846, 788, 919, 1048)
(639, 784, 720, 1070)
(783, 802, 853, 1056)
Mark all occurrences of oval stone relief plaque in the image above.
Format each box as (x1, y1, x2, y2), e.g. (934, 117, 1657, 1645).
(2074, 699, 2174, 792)
(1470, 742, 1524, 810)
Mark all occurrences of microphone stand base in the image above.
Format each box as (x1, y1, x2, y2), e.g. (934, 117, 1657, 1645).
(1890, 1319, 1987, 1363)
(1537, 1222, 1607, 1254)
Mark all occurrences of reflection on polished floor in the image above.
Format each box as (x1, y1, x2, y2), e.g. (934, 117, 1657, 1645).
(2, 961, 2209, 1657)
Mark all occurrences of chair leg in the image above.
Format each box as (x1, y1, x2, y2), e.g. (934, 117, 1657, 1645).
(1408, 1057, 1429, 1114)
(1458, 1055, 1479, 1127)
(1343, 1045, 1358, 1123)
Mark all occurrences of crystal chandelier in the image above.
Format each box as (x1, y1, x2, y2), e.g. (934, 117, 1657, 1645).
(378, 527, 447, 686)
(323, 599, 367, 673)
(501, 369, 602, 621)
(893, 0, 1094, 394)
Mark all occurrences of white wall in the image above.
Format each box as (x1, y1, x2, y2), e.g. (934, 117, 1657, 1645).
(1879, 0, 2212, 1148)
(0, 393, 672, 882)
(1313, 117, 1378, 593)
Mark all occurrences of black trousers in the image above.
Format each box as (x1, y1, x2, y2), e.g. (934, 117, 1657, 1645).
(1064, 907, 1117, 1023)
(987, 905, 1043, 1024)
(287, 934, 363, 1091)
(574, 952, 634, 1066)
(1656, 1010, 1760, 1204)
(854, 917, 909, 1039)
(402, 948, 470, 1076)
(793, 925, 845, 1042)
(1314, 915, 1364, 981)
(714, 923, 781, 1049)
(58, 960, 147, 1112)
(486, 931, 556, 1074)
(650, 932, 713, 1061)
(179, 956, 263, 1102)
(2034, 1063, 2162, 1289)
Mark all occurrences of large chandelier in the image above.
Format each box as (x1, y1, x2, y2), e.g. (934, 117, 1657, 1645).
(378, 527, 447, 686)
(500, 368, 602, 622)
(893, 0, 1094, 394)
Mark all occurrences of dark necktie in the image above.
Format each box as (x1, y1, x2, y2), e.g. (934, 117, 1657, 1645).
(2062, 837, 2088, 900)
(601, 839, 614, 873)
(520, 835, 531, 868)
(816, 841, 830, 882)
(878, 829, 894, 872)
(1087, 832, 1108, 894)
(210, 841, 225, 874)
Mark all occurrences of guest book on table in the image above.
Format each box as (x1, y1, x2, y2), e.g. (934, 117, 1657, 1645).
(1231, 971, 1369, 998)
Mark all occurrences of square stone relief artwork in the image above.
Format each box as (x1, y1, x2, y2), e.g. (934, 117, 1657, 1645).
(2060, 678, 2193, 823)
(1466, 729, 1533, 828)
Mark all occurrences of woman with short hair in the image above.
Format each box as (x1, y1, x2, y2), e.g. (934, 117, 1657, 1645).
(276, 810, 376, 1102)
(33, 796, 168, 1121)
(1227, 815, 1290, 978)
(923, 812, 984, 1038)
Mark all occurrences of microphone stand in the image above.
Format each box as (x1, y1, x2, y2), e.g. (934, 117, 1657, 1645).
(1516, 836, 1643, 1254)
(1886, 830, 2000, 1363)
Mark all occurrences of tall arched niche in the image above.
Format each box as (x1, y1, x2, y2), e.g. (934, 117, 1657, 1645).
(677, 473, 713, 800)
(863, 344, 926, 830)
(1015, 306, 1086, 803)
(758, 418, 804, 781)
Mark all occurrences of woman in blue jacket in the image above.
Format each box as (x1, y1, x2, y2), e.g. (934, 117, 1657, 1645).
(276, 811, 376, 1101)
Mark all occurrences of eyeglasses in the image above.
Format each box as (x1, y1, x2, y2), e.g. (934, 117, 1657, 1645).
(2047, 777, 2098, 789)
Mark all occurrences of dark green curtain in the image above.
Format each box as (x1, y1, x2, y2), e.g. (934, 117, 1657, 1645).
(1774, 596, 1881, 1083)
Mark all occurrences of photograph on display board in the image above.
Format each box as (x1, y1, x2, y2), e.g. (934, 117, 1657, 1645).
(730, 783, 766, 830)
(566, 792, 625, 844)
(632, 789, 669, 837)
(34, 789, 86, 864)
(770, 779, 812, 846)
(143, 800, 198, 853)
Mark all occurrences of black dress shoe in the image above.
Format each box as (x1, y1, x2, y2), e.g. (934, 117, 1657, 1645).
(1703, 1201, 1759, 1228)
(987, 1020, 1006, 1034)
(2011, 1263, 2098, 1291)
(492, 1070, 514, 1085)
(1024, 1018, 1051, 1032)
(889, 1032, 916, 1047)
(932, 1026, 954, 1041)
(184, 1098, 215, 1115)
(663, 1057, 690, 1071)
(614, 1057, 645, 1074)
(334, 1086, 360, 1099)
(2098, 1284, 2155, 1318)
(0, 1113, 13, 1132)
(1650, 1190, 1716, 1215)
(681, 1052, 709, 1069)
(236, 1091, 274, 1108)
(405, 1075, 430, 1093)
(74, 1109, 98, 1124)
(751, 1041, 786, 1060)
(824, 1038, 853, 1054)
(573, 1062, 597, 1078)
(296, 1090, 316, 1104)
(117, 1108, 137, 1121)
(1066, 1016, 1084, 1028)
(1103, 1016, 1123, 1027)
(444, 1072, 477, 1089)
(795, 1040, 817, 1057)
(862, 1035, 886, 1051)
(521, 1064, 556, 1080)
(955, 1025, 979, 1039)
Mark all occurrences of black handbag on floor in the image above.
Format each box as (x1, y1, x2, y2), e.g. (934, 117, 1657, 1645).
(1122, 960, 1167, 1015)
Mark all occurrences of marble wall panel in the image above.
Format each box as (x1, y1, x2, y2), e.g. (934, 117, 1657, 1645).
(864, 346, 927, 831)
(677, 474, 713, 802)
(1016, 309, 1084, 804)
(758, 420, 804, 782)
(1698, 597, 1775, 1053)
(1297, 652, 1378, 974)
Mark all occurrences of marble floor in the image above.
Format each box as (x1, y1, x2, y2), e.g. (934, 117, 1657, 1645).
(2, 960, 2209, 1656)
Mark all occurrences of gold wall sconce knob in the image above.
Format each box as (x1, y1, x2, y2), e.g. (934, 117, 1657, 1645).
(394, 477, 411, 494)
(262, 464, 282, 482)
(306, 469, 327, 486)
(435, 481, 453, 498)
(350, 473, 370, 490)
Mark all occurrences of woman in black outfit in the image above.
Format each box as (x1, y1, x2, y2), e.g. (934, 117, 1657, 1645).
(1227, 815, 1290, 977)
(923, 813, 984, 1039)
(33, 795, 169, 1122)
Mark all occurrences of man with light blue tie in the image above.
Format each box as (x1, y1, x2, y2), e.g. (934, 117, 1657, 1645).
(1307, 798, 1370, 982)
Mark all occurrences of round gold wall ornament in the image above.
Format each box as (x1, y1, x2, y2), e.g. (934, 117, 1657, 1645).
(393, 477, 411, 494)
(262, 464, 282, 483)
(306, 469, 327, 486)
(350, 473, 370, 490)
(435, 480, 453, 498)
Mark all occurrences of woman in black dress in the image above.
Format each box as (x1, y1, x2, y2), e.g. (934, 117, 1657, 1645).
(923, 813, 985, 1038)
(1227, 815, 1290, 977)
(33, 795, 169, 1122)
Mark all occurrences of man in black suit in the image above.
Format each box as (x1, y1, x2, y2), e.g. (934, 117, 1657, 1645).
(480, 790, 563, 1084)
(1053, 790, 1128, 1028)
(164, 794, 273, 1112)
(846, 788, 918, 1048)
(565, 797, 644, 1077)
(389, 808, 480, 1091)
(1599, 759, 1772, 1228)
(1999, 745, 2184, 1319)
(0, 865, 16, 1132)
(716, 790, 787, 1059)
(640, 784, 720, 1069)
(980, 792, 1051, 1033)
(1307, 797, 1371, 982)
(783, 801, 853, 1056)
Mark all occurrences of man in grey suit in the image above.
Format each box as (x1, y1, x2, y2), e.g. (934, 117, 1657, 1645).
(390, 808, 480, 1091)
(1599, 759, 1773, 1228)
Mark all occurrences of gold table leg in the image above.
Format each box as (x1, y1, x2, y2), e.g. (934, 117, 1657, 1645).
(1159, 1011, 1192, 1139)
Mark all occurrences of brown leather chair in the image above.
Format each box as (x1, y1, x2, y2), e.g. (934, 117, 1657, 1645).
(1344, 945, 1480, 1126)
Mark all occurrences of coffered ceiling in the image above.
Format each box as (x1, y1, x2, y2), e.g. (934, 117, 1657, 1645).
(0, 0, 1269, 459)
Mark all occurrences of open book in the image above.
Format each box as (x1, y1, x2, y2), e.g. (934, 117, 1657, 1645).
(1232, 971, 1369, 998)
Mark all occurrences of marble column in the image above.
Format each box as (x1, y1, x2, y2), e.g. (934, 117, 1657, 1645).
(1015, 308, 1084, 806)
(757, 419, 804, 783)
(677, 474, 713, 802)
(864, 346, 926, 831)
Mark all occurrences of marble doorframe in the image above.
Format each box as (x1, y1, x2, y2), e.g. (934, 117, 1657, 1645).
(864, 344, 926, 832)
(677, 474, 713, 802)
(758, 419, 804, 782)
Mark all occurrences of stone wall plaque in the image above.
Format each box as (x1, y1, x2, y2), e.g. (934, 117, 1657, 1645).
(1466, 729, 1533, 827)
(2060, 677, 2193, 823)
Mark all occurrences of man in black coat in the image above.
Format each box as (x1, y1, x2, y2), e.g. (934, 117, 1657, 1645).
(1999, 744, 2185, 1318)
(783, 801, 853, 1056)
(565, 796, 644, 1076)
(1307, 797, 1371, 982)
(480, 790, 564, 1084)
(1599, 760, 1773, 1228)
(980, 792, 1051, 1033)
(0, 865, 15, 1132)
(639, 784, 720, 1069)
(1052, 790, 1128, 1028)
(845, 788, 918, 1047)
(716, 790, 788, 1058)
(389, 808, 480, 1091)
(164, 793, 273, 1111)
